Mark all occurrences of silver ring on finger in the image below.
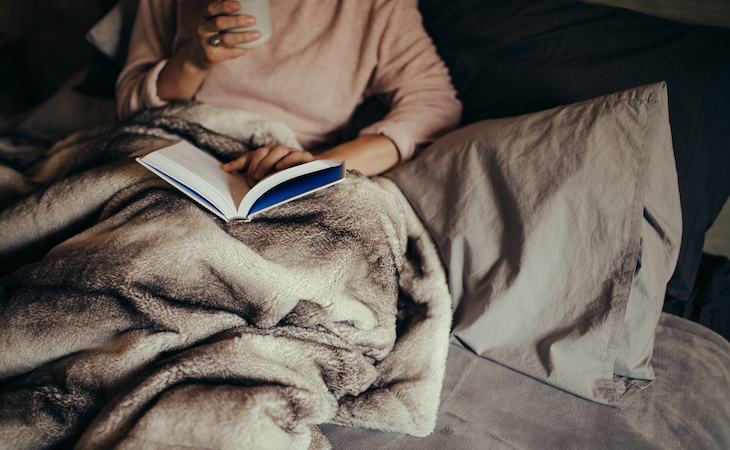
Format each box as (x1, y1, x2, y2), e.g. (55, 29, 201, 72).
(208, 34, 221, 47)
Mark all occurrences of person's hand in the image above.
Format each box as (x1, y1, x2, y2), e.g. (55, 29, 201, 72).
(157, 1, 262, 101)
(190, 0, 262, 70)
(222, 145, 315, 187)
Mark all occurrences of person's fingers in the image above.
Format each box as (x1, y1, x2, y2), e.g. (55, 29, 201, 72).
(206, 0, 241, 19)
(217, 30, 261, 47)
(195, 21, 247, 61)
(245, 145, 272, 171)
(222, 146, 311, 187)
(251, 145, 294, 181)
(204, 35, 249, 59)
(201, 13, 256, 34)
(221, 151, 254, 172)
(241, 145, 274, 185)
(275, 151, 314, 171)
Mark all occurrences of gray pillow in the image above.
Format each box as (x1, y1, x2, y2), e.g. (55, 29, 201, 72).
(387, 82, 681, 407)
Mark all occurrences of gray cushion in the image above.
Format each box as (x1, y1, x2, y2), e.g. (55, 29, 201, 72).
(387, 82, 682, 407)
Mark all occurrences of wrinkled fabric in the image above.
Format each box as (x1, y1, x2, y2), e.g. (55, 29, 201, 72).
(388, 83, 682, 407)
(322, 313, 730, 449)
(419, 0, 730, 312)
(0, 103, 453, 449)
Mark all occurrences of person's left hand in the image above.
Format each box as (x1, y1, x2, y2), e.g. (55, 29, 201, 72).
(221, 144, 315, 187)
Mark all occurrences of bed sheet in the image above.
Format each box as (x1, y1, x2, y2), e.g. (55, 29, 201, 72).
(321, 312, 730, 449)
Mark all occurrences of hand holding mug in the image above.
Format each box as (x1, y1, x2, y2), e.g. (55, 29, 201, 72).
(156, 0, 271, 100)
(193, 0, 270, 68)
(222, 0, 272, 49)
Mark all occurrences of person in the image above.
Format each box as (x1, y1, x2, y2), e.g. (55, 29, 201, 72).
(116, 0, 461, 186)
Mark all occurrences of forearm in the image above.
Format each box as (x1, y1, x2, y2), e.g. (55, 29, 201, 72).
(157, 46, 211, 101)
(315, 134, 399, 177)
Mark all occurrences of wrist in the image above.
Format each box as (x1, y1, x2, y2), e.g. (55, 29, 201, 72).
(157, 45, 212, 101)
(181, 43, 216, 74)
(317, 135, 399, 177)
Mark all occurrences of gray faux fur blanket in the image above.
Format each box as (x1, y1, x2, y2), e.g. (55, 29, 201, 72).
(0, 104, 452, 449)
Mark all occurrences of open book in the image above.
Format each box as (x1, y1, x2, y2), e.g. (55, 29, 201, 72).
(136, 141, 346, 222)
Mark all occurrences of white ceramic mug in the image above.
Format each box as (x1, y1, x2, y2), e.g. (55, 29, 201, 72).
(225, 0, 272, 49)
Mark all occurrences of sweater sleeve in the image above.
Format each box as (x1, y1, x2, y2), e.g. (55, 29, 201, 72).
(115, 0, 176, 120)
(359, 0, 462, 161)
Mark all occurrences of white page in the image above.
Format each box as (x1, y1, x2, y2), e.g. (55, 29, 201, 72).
(144, 141, 249, 218)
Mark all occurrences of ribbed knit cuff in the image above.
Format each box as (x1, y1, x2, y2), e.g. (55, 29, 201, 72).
(142, 59, 171, 110)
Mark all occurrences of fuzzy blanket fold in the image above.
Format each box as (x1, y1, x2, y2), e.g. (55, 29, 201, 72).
(0, 103, 452, 449)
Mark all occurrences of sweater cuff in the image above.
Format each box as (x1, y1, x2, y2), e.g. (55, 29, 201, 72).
(359, 120, 415, 161)
(142, 60, 170, 110)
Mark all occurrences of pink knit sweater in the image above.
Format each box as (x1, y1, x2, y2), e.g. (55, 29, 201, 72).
(116, 0, 461, 160)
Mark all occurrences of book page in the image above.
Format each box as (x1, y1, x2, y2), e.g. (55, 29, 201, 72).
(143, 141, 249, 218)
